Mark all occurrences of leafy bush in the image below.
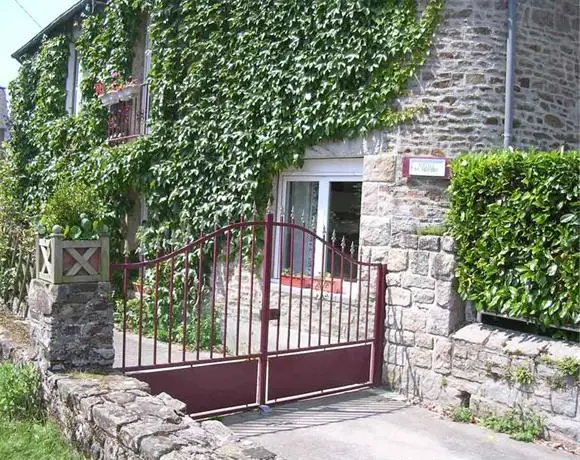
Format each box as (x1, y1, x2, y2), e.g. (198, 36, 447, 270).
(447, 150, 580, 330)
(452, 406, 472, 423)
(39, 180, 106, 240)
(0, 363, 43, 421)
(482, 409, 544, 442)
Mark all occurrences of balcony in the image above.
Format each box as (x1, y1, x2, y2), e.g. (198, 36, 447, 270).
(104, 83, 150, 145)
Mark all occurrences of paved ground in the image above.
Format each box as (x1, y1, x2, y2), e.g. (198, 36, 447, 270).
(113, 329, 211, 368)
(222, 389, 574, 460)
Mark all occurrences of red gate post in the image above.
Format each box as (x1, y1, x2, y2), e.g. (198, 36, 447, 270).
(372, 264, 387, 386)
(258, 212, 274, 405)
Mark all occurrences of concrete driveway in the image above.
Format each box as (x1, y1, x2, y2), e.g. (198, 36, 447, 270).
(222, 389, 574, 460)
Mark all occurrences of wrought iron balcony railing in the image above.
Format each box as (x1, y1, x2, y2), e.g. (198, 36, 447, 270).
(105, 83, 150, 145)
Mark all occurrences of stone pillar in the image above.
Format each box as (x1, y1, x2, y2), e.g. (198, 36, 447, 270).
(360, 152, 465, 400)
(28, 280, 114, 372)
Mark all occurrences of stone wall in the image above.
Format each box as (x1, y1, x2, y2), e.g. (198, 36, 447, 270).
(44, 372, 277, 460)
(0, 319, 277, 460)
(433, 324, 579, 442)
(386, 0, 579, 155)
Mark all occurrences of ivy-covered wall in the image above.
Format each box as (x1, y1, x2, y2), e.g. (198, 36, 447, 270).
(6, 0, 443, 257)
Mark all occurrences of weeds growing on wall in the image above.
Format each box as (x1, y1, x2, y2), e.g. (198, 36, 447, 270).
(447, 150, 580, 331)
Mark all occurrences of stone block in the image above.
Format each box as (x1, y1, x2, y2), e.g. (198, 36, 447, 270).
(363, 154, 396, 182)
(386, 273, 401, 287)
(384, 344, 406, 365)
(430, 253, 455, 280)
(386, 249, 408, 272)
(157, 392, 188, 414)
(120, 420, 186, 452)
(452, 324, 493, 345)
(416, 333, 434, 350)
(418, 236, 440, 252)
(435, 281, 458, 309)
(410, 347, 433, 369)
(452, 357, 486, 384)
(409, 251, 430, 275)
(504, 334, 549, 357)
(360, 216, 391, 246)
(387, 287, 411, 307)
(484, 328, 514, 350)
(550, 386, 578, 417)
(388, 329, 415, 347)
(391, 233, 418, 249)
(426, 306, 453, 336)
(411, 288, 435, 304)
(401, 273, 435, 290)
(92, 403, 140, 437)
(433, 338, 452, 375)
(545, 341, 580, 361)
(547, 416, 580, 442)
(140, 435, 186, 460)
(402, 308, 426, 332)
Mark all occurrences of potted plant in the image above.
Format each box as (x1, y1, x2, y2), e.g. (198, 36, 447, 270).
(35, 182, 109, 284)
(312, 272, 343, 294)
(118, 77, 140, 101)
(280, 269, 313, 289)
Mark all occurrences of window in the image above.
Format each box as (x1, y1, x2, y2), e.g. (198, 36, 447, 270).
(275, 158, 363, 281)
(65, 43, 82, 115)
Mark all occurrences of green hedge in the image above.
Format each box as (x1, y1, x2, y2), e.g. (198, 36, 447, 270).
(447, 150, 580, 330)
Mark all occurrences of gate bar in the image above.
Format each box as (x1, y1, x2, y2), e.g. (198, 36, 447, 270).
(258, 212, 274, 405)
(372, 264, 387, 386)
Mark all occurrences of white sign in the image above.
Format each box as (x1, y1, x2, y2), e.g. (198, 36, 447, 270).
(409, 158, 447, 177)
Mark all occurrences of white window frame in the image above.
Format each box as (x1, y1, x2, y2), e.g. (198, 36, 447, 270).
(65, 43, 77, 114)
(274, 158, 363, 279)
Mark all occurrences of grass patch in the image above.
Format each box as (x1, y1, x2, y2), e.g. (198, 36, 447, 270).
(0, 421, 83, 460)
(0, 362, 83, 459)
(416, 225, 445, 236)
(452, 406, 472, 423)
(481, 410, 544, 442)
(0, 363, 42, 421)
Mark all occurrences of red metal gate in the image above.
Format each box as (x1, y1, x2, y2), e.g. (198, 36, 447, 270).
(111, 212, 386, 417)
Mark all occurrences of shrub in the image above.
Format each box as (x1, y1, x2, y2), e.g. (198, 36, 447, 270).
(512, 366, 534, 386)
(482, 409, 544, 442)
(0, 363, 43, 421)
(556, 357, 580, 380)
(114, 256, 222, 351)
(447, 150, 580, 330)
(39, 179, 105, 240)
(452, 406, 472, 423)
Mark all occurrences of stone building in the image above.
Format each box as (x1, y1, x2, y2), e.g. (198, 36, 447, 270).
(0, 86, 9, 143)
(11, 0, 580, 442)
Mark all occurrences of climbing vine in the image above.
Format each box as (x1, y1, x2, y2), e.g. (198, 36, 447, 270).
(6, 0, 443, 257)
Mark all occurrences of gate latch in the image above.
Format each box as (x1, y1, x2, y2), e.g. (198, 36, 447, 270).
(262, 308, 280, 321)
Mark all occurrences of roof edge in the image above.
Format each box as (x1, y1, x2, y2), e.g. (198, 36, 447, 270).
(11, 0, 89, 61)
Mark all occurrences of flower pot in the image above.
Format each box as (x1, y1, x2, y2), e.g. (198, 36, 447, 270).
(99, 91, 120, 106)
(313, 277, 343, 294)
(280, 274, 312, 290)
(119, 85, 140, 101)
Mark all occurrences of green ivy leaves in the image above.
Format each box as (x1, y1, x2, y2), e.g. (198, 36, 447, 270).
(7, 0, 443, 259)
(447, 150, 580, 330)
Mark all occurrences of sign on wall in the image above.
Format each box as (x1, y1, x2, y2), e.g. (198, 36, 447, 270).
(402, 156, 450, 179)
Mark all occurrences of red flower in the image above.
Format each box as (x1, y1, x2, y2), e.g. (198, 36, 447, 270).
(95, 81, 105, 96)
